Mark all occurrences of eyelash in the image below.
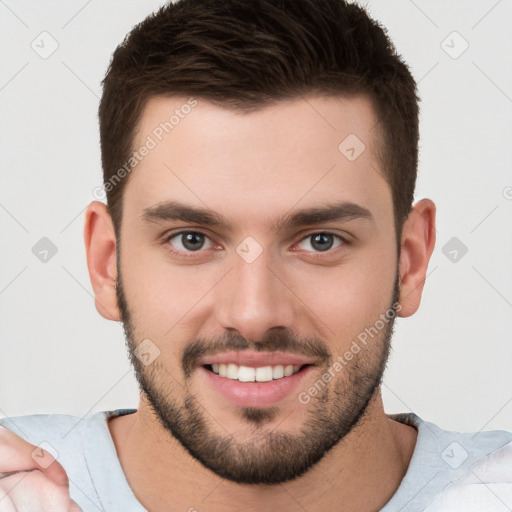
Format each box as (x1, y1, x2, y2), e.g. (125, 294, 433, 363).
(163, 230, 350, 259)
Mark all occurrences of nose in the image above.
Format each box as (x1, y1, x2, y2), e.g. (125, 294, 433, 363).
(214, 246, 296, 342)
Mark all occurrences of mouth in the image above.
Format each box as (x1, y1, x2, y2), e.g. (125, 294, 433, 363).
(203, 363, 313, 382)
(200, 362, 315, 408)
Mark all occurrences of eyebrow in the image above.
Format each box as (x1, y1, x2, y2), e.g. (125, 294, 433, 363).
(141, 200, 374, 232)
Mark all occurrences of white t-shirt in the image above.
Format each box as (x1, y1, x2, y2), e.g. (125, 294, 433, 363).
(0, 409, 510, 511)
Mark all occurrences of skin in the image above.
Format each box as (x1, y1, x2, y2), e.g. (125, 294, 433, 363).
(84, 94, 435, 511)
(0, 427, 81, 511)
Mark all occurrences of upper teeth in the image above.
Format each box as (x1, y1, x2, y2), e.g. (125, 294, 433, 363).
(211, 363, 302, 382)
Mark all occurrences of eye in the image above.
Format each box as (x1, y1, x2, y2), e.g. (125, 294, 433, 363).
(166, 231, 214, 254)
(164, 230, 348, 259)
(296, 232, 347, 253)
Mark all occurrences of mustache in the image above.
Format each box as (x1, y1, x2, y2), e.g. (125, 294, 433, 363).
(182, 328, 331, 378)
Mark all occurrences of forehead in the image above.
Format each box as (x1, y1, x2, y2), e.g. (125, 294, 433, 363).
(123, 93, 392, 234)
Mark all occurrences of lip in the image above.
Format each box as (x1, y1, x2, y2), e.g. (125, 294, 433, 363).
(200, 364, 314, 408)
(198, 351, 317, 368)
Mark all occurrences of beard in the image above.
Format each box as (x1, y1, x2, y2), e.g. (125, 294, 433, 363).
(115, 253, 400, 485)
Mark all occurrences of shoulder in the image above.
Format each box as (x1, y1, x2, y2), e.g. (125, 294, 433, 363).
(0, 412, 84, 444)
(384, 413, 512, 512)
(425, 434, 512, 511)
(0, 408, 135, 448)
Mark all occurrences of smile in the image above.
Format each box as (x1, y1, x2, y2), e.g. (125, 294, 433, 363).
(205, 363, 309, 382)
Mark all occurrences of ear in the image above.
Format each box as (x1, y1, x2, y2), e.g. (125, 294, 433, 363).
(397, 198, 436, 318)
(83, 201, 120, 321)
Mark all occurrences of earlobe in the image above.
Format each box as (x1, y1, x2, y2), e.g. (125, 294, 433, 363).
(396, 199, 436, 318)
(83, 201, 121, 321)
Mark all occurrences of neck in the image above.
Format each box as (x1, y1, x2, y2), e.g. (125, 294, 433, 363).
(108, 389, 417, 512)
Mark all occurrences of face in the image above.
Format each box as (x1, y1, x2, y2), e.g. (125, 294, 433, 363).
(115, 94, 400, 484)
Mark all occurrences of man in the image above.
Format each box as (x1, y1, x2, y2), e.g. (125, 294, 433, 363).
(0, 0, 510, 510)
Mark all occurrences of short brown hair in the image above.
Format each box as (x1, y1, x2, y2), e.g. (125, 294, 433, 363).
(99, 0, 419, 250)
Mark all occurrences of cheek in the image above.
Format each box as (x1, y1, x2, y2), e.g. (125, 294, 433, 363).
(293, 250, 396, 350)
(120, 243, 218, 335)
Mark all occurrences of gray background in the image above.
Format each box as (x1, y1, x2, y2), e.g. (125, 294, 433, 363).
(0, 0, 511, 433)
